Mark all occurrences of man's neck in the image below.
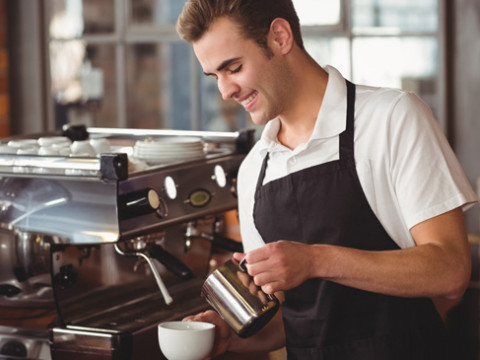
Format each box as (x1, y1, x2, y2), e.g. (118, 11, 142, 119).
(276, 63, 328, 150)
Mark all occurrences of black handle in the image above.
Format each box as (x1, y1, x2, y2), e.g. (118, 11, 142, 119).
(118, 188, 161, 220)
(0, 284, 22, 298)
(211, 234, 243, 253)
(147, 244, 193, 280)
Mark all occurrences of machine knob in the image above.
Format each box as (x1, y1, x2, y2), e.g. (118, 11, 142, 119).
(212, 165, 239, 198)
(0, 284, 22, 298)
(53, 264, 78, 290)
(164, 176, 177, 199)
(212, 165, 227, 188)
(1, 340, 27, 357)
(119, 188, 167, 219)
(186, 189, 212, 208)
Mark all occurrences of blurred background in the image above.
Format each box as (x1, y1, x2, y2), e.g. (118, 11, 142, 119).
(1, 0, 480, 358)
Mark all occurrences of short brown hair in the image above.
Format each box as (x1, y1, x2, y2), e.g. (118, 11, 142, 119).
(176, 0, 304, 51)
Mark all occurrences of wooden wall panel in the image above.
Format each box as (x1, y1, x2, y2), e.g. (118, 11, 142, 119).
(0, 0, 9, 137)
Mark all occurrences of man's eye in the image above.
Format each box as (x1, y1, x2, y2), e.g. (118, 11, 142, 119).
(229, 65, 242, 74)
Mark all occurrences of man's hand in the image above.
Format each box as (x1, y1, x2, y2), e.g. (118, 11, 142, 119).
(240, 241, 315, 294)
(183, 310, 235, 358)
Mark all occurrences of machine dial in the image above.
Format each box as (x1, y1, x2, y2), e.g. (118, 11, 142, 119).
(213, 165, 227, 188)
(187, 189, 212, 208)
(119, 188, 167, 219)
(164, 176, 177, 199)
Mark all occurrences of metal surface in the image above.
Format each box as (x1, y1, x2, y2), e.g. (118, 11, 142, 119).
(0, 229, 54, 307)
(202, 260, 279, 338)
(114, 243, 173, 305)
(0, 128, 252, 244)
(0, 326, 51, 360)
(0, 127, 252, 359)
(49, 229, 213, 360)
(0, 153, 127, 180)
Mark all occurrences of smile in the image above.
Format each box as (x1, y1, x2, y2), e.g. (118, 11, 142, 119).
(240, 91, 258, 109)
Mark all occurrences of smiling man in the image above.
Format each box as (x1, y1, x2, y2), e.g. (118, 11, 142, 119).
(194, 16, 300, 128)
(176, 1, 477, 359)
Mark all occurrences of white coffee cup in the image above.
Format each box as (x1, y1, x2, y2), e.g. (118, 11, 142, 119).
(158, 321, 215, 360)
(0, 145, 18, 154)
(38, 147, 59, 155)
(17, 147, 38, 155)
(8, 139, 39, 149)
(89, 138, 111, 155)
(38, 136, 71, 147)
(71, 140, 96, 157)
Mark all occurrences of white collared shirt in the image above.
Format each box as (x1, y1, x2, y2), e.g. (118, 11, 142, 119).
(238, 66, 477, 252)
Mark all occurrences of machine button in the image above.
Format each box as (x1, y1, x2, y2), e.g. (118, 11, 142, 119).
(164, 176, 177, 199)
(187, 189, 211, 207)
(0, 284, 22, 298)
(212, 165, 227, 188)
(53, 264, 78, 290)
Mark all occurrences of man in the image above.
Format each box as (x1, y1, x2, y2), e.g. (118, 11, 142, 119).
(176, 1, 478, 359)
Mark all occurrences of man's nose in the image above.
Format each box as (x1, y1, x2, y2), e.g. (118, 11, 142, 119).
(218, 77, 239, 100)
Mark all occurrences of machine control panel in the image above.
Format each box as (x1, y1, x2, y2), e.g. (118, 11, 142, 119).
(117, 153, 244, 238)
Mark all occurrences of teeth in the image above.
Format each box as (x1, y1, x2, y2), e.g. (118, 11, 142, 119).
(241, 92, 256, 107)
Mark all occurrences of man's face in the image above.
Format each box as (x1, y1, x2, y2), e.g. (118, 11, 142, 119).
(193, 17, 291, 126)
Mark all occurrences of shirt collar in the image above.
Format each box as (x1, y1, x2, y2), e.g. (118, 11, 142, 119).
(311, 65, 348, 140)
(257, 65, 348, 156)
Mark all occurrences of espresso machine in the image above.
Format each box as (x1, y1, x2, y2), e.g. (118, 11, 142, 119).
(0, 126, 253, 360)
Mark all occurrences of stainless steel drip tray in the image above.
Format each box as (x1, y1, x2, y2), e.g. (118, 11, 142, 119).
(60, 278, 208, 334)
(51, 280, 210, 360)
(50, 279, 211, 360)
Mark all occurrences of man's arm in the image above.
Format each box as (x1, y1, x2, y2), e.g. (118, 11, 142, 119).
(245, 207, 471, 300)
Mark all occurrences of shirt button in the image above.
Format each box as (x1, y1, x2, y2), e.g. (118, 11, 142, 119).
(290, 157, 297, 164)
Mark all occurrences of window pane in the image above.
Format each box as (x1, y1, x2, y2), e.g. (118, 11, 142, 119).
(352, 0, 438, 33)
(49, 0, 84, 39)
(50, 42, 117, 128)
(129, 0, 185, 27)
(125, 42, 192, 130)
(82, 0, 115, 34)
(49, 0, 114, 38)
(293, 0, 341, 26)
(352, 37, 439, 115)
(303, 37, 351, 79)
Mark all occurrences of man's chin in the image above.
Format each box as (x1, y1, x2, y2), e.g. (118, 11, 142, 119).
(248, 113, 270, 127)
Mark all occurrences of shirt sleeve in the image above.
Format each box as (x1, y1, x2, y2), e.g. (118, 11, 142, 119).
(387, 92, 477, 229)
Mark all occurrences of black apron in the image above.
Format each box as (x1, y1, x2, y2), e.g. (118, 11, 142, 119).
(253, 80, 450, 359)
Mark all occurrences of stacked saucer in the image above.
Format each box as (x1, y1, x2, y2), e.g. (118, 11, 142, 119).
(133, 137, 205, 165)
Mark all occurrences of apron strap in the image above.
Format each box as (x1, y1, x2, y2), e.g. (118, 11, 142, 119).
(339, 80, 356, 159)
(255, 152, 270, 193)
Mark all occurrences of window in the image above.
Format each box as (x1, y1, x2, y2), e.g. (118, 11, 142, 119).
(46, 0, 444, 132)
(298, 0, 443, 125)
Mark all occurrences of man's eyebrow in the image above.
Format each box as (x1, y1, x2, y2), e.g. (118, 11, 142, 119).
(203, 57, 242, 76)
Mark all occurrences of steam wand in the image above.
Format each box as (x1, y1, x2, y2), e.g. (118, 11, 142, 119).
(114, 243, 173, 305)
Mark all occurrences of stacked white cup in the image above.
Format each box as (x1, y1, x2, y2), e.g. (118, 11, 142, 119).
(38, 136, 72, 156)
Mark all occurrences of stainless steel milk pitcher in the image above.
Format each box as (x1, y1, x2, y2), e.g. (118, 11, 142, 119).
(201, 259, 279, 338)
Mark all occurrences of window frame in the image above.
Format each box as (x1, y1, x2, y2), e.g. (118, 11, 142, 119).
(42, 0, 447, 132)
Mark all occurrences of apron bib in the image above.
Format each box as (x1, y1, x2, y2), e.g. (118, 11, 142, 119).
(253, 81, 450, 359)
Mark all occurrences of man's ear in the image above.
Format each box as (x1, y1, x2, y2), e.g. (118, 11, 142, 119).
(268, 18, 294, 55)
